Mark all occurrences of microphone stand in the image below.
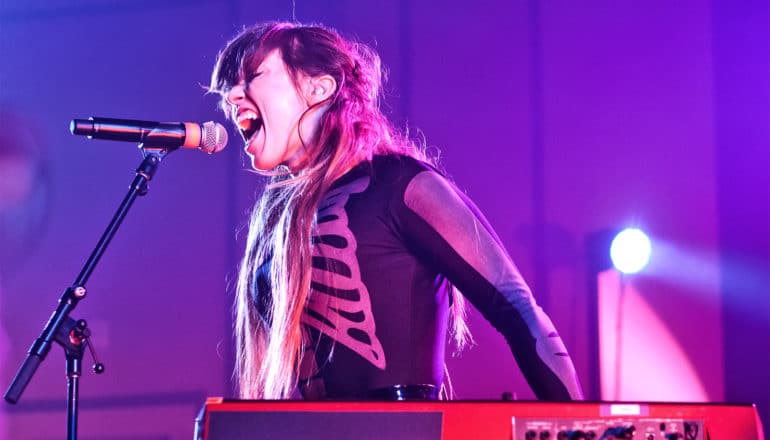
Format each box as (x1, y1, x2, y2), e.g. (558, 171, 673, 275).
(4, 145, 172, 440)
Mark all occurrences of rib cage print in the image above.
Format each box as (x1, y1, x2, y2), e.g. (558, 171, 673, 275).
(301, 175, 387, 370)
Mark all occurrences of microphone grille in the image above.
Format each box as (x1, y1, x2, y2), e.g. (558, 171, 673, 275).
(200, 121, 228, 154)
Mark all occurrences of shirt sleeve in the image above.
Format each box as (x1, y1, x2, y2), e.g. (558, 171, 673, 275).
(395, 169, 584, 401)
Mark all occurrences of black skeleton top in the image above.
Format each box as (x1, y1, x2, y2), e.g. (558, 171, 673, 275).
(254, 155, 583, 400)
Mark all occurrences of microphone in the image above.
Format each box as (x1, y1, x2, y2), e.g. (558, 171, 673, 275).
(70, 117, 228, 154)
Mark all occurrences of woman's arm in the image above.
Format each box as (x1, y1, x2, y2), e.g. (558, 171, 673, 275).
(396, 170, 584, 401)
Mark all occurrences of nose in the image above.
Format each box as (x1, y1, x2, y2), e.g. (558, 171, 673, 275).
(226, 83, 246, 106)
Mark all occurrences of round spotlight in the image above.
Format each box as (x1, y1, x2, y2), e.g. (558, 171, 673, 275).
(610, 228, 652, 274)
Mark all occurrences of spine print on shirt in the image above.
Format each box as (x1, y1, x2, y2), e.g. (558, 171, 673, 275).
(302, 175, 387, 370)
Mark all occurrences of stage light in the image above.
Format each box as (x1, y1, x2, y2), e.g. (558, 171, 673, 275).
(610, 228, 651, 274)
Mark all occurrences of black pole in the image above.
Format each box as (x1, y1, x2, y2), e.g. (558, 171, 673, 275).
(66, 346, 83, 440)
(74, 152, 162, 287)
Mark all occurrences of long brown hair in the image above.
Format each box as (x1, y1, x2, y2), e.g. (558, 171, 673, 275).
(210, 22, 470, 399)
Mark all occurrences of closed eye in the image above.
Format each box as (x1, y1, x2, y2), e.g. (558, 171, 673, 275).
(245, 71, 263, 85)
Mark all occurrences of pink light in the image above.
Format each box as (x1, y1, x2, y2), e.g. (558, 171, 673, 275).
(598, 269, 709, 401)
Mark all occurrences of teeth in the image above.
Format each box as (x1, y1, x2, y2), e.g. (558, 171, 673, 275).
(236, 109, 261, 132)
(236, 110, 259, 123)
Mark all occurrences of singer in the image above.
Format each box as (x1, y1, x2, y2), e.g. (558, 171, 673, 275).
(209, 22, 584, 401)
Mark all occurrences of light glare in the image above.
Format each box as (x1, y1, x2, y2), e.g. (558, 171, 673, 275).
(610, 228, 652, 274)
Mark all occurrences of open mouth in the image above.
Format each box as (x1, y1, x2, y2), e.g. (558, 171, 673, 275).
(236, 109, 263, 144)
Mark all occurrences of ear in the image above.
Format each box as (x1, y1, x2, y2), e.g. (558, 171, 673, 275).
(304, 74, 336, 105)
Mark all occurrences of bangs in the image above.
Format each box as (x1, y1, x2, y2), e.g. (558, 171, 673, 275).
(210, 23, 298, 96)
(210, 32, 260, 95)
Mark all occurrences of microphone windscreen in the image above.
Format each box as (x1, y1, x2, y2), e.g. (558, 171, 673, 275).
(200, 122, 228, 154)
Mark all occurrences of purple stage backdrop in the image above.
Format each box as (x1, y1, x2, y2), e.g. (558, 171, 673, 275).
(1, 1, 767, 439)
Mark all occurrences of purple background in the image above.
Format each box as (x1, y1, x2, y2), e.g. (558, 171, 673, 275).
(1, 1, 767, 439)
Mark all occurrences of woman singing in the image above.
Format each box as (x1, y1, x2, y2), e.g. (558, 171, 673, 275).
(209, 22, 583, 401)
